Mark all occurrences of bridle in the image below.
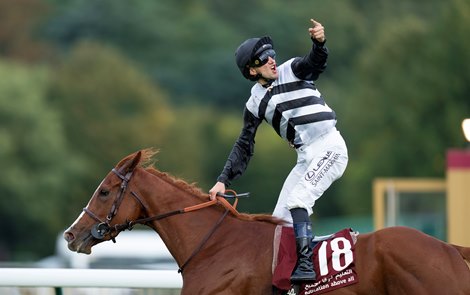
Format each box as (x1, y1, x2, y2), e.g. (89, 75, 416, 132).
(83, 168, 142, 242)
(82, 166, 247, 273)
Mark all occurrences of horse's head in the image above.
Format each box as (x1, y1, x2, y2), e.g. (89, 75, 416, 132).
(64, 150, 146, 254)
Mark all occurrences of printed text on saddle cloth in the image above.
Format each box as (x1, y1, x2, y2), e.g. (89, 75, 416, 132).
(273, 228, 358, 294)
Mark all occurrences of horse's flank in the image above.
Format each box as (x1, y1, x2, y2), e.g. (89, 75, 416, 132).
(128, 148, 284, 226)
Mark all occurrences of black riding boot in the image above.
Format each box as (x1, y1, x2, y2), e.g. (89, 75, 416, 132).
(290, 222, 317, 282)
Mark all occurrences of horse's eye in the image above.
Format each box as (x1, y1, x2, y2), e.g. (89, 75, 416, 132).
(100, 189, 110, 197)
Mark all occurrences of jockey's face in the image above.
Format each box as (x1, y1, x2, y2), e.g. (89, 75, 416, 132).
(250, 56, 278, 83)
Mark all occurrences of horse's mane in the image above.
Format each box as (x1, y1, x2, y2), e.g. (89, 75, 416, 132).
(120, 149, 284, 226)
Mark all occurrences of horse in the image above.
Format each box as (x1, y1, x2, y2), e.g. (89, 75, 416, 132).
(64, 149, 470, 295)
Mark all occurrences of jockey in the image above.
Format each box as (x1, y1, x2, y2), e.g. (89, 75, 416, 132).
(209, 19, 348, 283)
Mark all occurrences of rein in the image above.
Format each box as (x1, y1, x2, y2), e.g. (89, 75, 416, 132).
(83, 167, 244, 273)
(87, 192, 241, 233)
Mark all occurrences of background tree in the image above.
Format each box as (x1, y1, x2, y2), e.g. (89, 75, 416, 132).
(47, 41, 173, 223)
(0, 60, 83, 259)
(336, 0, 470, 215)
(0, 0, 51, 62)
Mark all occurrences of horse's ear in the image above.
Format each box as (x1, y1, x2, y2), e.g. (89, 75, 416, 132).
(121, 151, 142, 173)
(129, 151, 142, 171)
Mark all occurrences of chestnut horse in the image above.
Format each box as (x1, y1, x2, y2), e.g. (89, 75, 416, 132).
(64, 149, 470, 295)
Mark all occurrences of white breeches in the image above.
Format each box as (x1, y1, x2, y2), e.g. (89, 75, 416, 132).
(272, 128, 348, 225)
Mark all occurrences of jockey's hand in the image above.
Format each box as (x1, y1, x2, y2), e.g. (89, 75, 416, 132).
(209, 182, 226, 200)
(308, 19, 325, 43)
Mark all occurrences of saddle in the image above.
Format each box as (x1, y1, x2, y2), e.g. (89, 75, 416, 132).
(272, 226, 359, 295)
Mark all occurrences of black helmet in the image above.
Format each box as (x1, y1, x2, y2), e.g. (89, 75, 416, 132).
(235, 36, 275, 81)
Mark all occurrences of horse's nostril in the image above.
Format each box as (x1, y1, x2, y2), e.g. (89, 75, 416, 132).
(64, 231, 75, 243)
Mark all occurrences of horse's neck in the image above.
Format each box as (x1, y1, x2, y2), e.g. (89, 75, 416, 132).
(154, 210, 229, 262)
(139, 170, 229, 265)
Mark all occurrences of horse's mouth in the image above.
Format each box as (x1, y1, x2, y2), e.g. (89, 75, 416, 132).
(68, 234, 94, 254)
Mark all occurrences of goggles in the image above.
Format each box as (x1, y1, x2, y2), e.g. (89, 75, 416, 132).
(249, 44, 276, 68)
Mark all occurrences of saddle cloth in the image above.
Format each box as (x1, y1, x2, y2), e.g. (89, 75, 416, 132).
(272, 226, 359, 293)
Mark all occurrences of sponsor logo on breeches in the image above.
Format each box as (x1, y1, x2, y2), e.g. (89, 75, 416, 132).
(304, 151, 340, 187)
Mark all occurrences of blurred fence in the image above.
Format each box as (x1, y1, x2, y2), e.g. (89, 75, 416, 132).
(0, 268, 182, 295)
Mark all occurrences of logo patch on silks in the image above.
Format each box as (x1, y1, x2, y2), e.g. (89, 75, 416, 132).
(272, 228, 359, 295)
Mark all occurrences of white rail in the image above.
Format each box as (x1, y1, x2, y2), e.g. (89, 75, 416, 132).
(0, 268, 182, 289)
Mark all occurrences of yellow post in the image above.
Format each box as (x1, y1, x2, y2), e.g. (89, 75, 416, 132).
(447, 149, 470, 246)
(373, 178, 446, 231)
